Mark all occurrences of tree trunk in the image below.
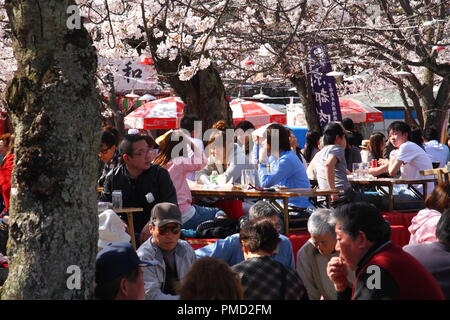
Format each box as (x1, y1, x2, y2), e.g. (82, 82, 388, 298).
(0, 0, 100, 299)
(144, 30, 232, 131)
(424, 76, 450, 134)
(290, 76, 322, 133)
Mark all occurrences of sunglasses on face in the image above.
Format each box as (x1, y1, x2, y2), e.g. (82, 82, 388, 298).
(157, 225, 181, 235)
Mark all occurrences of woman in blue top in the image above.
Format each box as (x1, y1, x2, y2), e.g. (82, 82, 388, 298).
(258, 124, 312, 209)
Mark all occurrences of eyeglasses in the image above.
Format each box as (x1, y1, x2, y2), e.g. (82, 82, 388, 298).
(98, 148, 110, 155)
(132, 148, 152, 157)
(158, 225, 181, 235)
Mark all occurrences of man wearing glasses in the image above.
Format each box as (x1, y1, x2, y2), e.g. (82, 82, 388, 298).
(137, 203, 196, 300)
(100, 135, 178, 243)
(98, 130, 120, 188)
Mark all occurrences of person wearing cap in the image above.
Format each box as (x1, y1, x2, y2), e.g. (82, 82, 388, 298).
(99, 134, 178, 241)
(94, 242, 158, 300)
(136, 203, 196, 300)
(359, 139, 371, 163)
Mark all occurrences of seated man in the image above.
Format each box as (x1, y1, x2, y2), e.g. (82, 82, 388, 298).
(94, 242, 158, 300)
(423, 127, 449, 168)
(387, 121, 433, 209)
(297, 209, 354, 300)
(137, 203, 196, 300)
(195, 200, 295, 270)
(327, 202, 444, 300)
(403, 209, 450, 299)
(99, 134, 178, 239)
(232, 217, 306, 300)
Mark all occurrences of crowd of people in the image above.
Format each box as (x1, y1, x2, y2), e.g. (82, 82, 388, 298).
(91, 115, 450, 300)
(1, 115, 450, 300)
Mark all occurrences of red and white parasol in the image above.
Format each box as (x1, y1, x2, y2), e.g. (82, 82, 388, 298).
(124, 96, 185, 130)
(338, 98, 383, 123)
(230, 99, 286, 127)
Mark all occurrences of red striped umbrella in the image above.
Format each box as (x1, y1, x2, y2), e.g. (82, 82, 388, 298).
(230, 99, 286, 127)
(338, 98, 383, 123)
(124, 96, 185, 129)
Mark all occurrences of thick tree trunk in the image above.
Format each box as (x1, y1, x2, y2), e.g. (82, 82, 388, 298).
(144, 30, 232, 131)
(0, 0, 100, 299)
(424, 76, 450, 134)
(290, 76, 322, 133)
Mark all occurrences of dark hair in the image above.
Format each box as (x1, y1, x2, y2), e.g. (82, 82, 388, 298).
(387, 121, 411, 140)
(180, 114, 201, 133)
(425, 182, 450, 212)
(153, 131, 189, 166)
(323, 122, 345, 146)
(94, 267, 139, 300)
(331, 202, 391, 243)
(423, 127, 439, 142)
(410, 126, 424, 149)
(342, 118, 355, 131)
(101, 131, 118, 149)
(265, 124, 291, 152)
(119, 134, 148, 157)
(239, 217, 280, 254)
(178, 257, 243, 300)
(436, 209, 450, 245)
(103, 125, 120, 145)
(235, 120, 255, 132)
(303, 131, 321, 163)
(368, 132, 385, 160)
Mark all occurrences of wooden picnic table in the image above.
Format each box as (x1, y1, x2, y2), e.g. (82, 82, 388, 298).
(348, 177, 437, 211)
(190, 184, 342, 234)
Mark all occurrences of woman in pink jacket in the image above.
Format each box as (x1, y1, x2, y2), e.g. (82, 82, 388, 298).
(153, 130, 226, 230)
(408, 182, 450, 244)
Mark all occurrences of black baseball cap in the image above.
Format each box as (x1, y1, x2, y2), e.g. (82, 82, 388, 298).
(150, 203, 182, 227)
(95, 242, 158, 284)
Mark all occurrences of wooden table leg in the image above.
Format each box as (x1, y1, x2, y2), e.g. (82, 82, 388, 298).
(127, 212, 136, 250)
(283, 198, 289, 235)
(389, 185, 394, 211)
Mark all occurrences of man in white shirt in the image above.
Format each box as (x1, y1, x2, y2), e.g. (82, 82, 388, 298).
(423, 127, 449, 168)
(388, 121, 433, 209)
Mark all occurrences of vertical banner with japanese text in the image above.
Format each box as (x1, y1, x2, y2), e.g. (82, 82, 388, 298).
(309, 44, 342, 128)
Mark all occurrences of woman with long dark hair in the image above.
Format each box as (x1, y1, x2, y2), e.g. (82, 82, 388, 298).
(301, 131, 321, 164)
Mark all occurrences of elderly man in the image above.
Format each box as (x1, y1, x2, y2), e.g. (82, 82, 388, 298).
(195, 200, 295, 269)
(327, 202, 444, 300)
(297, 209, 354, 300)
(403, 209, 450, 299)
(137, 203, 195, 300)
(233, 217, 306, 300)
(94, 242, 158, 300)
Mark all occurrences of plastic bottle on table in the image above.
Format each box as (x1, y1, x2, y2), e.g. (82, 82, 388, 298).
(210, 171, 219, 185)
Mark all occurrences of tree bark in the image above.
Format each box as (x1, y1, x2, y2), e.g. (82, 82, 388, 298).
(290, 76, 322, 133)
(0, 0, 100, 299)
(143, 27, 232, 131)
(424, 76, 450, 134)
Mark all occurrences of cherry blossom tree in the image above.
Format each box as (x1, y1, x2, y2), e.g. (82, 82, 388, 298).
(321, 0, 450, 132)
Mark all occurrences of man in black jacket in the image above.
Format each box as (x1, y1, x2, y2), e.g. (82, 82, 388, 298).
(100, 134, 178, 240)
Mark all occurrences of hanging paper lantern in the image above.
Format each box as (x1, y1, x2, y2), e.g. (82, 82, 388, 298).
(140, 56, 154, 65)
